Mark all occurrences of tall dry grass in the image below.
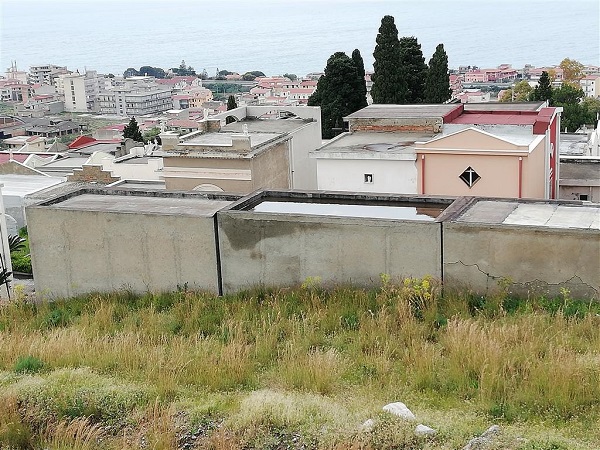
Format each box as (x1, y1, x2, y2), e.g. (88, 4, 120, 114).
(0, 281, 599, 448)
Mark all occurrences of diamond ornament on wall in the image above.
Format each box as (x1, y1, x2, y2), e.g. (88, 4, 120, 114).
(459, 166, 480, 188)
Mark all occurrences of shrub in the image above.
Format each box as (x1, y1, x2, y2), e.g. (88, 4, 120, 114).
(14, 355, 44, 374)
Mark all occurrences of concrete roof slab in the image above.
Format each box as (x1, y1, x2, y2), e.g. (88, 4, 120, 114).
(48, 193, 232, 217)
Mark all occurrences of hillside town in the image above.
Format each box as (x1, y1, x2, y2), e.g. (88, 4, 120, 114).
(0, 3, 599, 445)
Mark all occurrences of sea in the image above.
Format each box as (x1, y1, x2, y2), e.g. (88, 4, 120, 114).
(1, 0, 599, 77)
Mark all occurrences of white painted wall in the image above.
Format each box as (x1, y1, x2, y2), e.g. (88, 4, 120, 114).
(99, 156, 164, 181)
(316, 158, 417, 194)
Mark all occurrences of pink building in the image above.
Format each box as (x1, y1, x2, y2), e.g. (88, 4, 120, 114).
(314, 104, 561, 200)
(416, 105, 561, 199)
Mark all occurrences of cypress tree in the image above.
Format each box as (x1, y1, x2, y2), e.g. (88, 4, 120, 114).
(226, 95, 238, 124)
(532, 71, 553, 103)
(371, 15, 405, 104)
(424, 43, 452, 103)
(351, 49, 368, 110)
(399, 36, 428, 103)
(123, 117, 143, 143)
(308, 52, 364, 139)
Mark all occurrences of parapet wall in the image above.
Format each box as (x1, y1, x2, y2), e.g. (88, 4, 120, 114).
(217, 211, 441, 294)
(25, 189, 600, 300)
(443, 222, 600, 299)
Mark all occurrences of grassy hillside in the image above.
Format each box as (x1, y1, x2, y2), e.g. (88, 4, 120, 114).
(0, 278, 598, 449)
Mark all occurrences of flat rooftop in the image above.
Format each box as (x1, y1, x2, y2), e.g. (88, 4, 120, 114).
(0, 174, 64, 197)
(449, 112, 538, 126)
(313, 131, 436, 159)
(456, 200, 599, 230)
(183, 132, 280, 148)
(46, 193, 232, 217)
(560, 133, 589, 156)
(464, 102, 545, 112)
(344, 104, 460, 120)
(221, 118, 312, 134)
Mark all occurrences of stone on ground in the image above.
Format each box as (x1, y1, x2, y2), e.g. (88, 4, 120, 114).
(382, 402, 416, 421)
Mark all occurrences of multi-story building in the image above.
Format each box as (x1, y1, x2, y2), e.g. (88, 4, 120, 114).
(54, 70, 106, 112)
(98, 77, 172, 116)
(28, 64, 69, 85)
(55, 72, 87, 112)
(580, 75, 600, 98)
(0, 79, 30, 102)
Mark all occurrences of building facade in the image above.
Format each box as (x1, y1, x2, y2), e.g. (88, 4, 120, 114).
(98, 77, 172, 116)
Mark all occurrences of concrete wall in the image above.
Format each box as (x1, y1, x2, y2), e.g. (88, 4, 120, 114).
(217, 208, 441, 294)
(27, 204, 221, 298)
(316, 158, 417, 194)
(287, 121, 319, 190)
(443, 222, 600, 299)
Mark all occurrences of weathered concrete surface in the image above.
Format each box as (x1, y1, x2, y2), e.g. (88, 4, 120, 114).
(218, 211, 441, 294)
(443, 222, 600, 299)
(27, 192, 230, 298)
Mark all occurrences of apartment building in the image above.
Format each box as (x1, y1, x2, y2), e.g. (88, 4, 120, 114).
(580, 75, 600, 98)
(98, 77, 172, 116)
(28, 64, 69, 85)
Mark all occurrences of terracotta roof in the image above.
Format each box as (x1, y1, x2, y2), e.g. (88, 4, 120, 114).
(68, 135, 96, 149)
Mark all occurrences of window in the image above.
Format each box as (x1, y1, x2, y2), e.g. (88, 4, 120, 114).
(578, 194, 589, 201)
(364, 173, 373, 184)
(459, 166, 480, 188)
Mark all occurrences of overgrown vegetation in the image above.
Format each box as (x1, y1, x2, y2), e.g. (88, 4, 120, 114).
(10, 227, 31, 274)
(0, 279, 598, 449)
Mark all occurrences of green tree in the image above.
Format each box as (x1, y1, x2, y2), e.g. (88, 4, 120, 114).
(143, 127, 161, 144)
(351, 49, 368, 110)
(283, 73, 298, 81)
(531, 71, 553, 102)
(308, 52, 365, 138)
(123, 117, 144, 143)
(582, 97, 600, 121)
(226, 95, 238, 124)
(424, 43, 451, 103)
(138, 66, 166, 79)
(371, 15, 405, 104)
(499, 81, 533, 102)
(552, 84, 589, 132)
(399, 36, 428, 103)
(552, 83, 584, 105)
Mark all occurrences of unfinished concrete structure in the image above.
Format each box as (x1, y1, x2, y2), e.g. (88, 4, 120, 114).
(26, 189, 599, 300)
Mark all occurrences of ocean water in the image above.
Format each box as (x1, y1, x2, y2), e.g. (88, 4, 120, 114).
(1, 0, 598, 77)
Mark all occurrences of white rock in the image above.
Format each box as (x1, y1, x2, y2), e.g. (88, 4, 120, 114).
(382, 402, 416, 421)
(415, 424, 436, 436)
(360, 418, 375, 432)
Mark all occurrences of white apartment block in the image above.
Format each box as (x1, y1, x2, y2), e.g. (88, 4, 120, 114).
(580, 76, 600, 98)
(56, 72, 87, 112)
(98, 78, 172, 116)
(29, 64, 69, 85)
